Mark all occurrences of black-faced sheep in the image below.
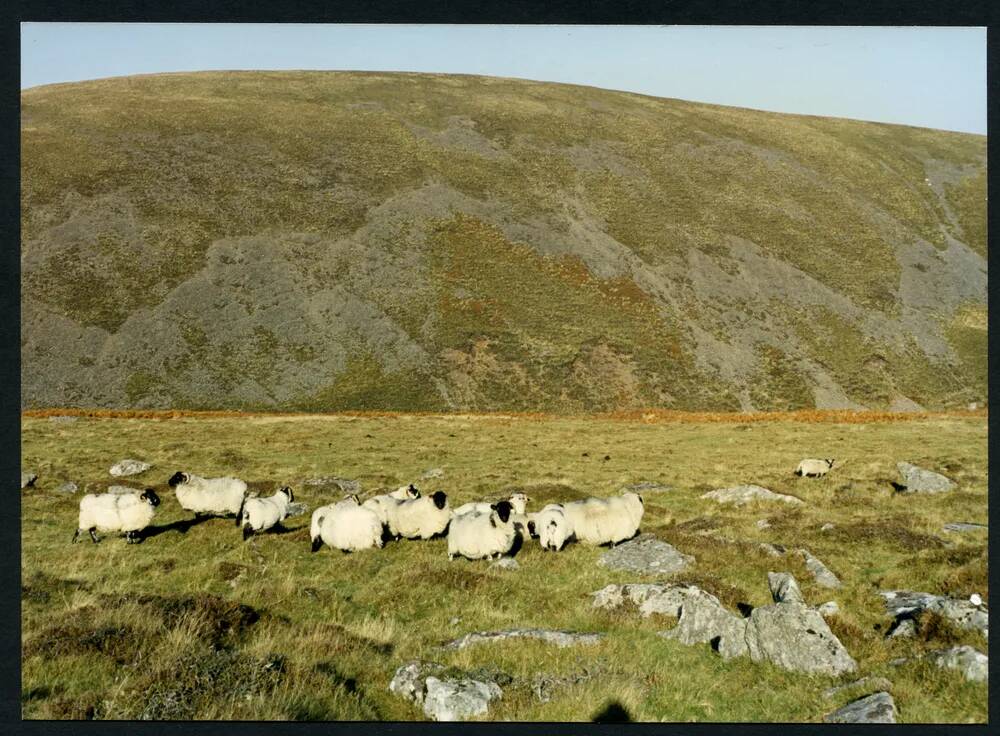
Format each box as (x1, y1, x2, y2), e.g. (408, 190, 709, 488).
(561, 491, 644, 546)
(795, 458, 835, 477)
(73, 488, 161, 544)
(311, 495, 384, 553)
(447, 501, 516, 560)
(167, 471, 248, 521)
(391, 491, 451, 540)
(239, 486, 293, 540)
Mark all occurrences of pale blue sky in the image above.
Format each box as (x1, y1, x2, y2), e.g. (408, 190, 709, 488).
(21, 24, 987, 134)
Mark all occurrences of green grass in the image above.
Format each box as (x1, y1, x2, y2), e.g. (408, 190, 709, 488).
(21, 413, 987, 721)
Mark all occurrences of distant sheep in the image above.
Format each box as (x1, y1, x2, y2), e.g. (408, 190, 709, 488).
(311, 495, 383, 553)
(239, 486, 294, 540)
(561, 491, 644, 546)
(447, 501, 516, 560)
(453, 491, 530, 518)
(795, 458, 835, 478)
(168, 471, 248, 521)
(392, 491, 451, 540)
(535, 503, 571, 551)
(73, 488, 161, 544)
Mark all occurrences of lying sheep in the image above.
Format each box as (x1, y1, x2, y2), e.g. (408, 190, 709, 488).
(73, 488, 161, 544)
(239, 487, 294, 540)
(391, 491, 451, 540)
(452, 491, 530, 518)
(448, 501, 516, 560)
(561, 491, 644, 546)
(535, 503, 571, 551)
(795, 458, 835, 477)
(168, 471, 248, 521)
(311, 495, 383, 553)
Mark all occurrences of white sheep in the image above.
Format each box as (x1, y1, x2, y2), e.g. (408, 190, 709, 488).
(534, 503, 571, 551)
(239, 486, 294, 540)
(168, 471, 248, 522)
(311, 496, 383, 553)
(73, 488, 161, 544)
(447, 501, 516, 560)
(310, 494, 364, 543)
(561, 491, 644, 546)
(453, 491, 530, 518)
(795, 458, 835, 477)
(391, 491, 451, 540)
(361, 484, 419, 534)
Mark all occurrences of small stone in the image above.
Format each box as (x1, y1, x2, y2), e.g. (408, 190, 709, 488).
(21, 472, 38, 489)
(55, 482, 78, 494)
(932, 645, 988, 682)
(285, 502, 309, 518)
(489, 558, 519, 571)
(389, 661, 445, 705)
(943, 522, 987, 533)
(798, 549, 841, 588)
(442, 628, 603, 651)
(701, 485, 804, 506)
(767, 572, 804, 604)
(109, 459, 152, 477)
(423, 675, 502, 721)
(597, 534, 694, 575)
(818, 601, 840, 617)
(303, 476, 360, 493)
(756, 519, 771, 529)
(970, 593, 982, 606)
(895, 462, 955, 493)
(824, 692, 897, 723)
(758, 542, 787, 558)
(822, 677, 893, 699)
(886, 618, 916, 639)
(422, 468, 444, 480)
(821, 523, 835, 531)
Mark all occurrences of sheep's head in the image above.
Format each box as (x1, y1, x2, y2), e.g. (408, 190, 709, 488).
(406, 484, 421, 499)
(343, 493, 361, 505)
(279, 486, 294, 502)
(431, 491, 448, 510)
(492, 500, 513, 524)
(141, 488, 161, 507)
(507, 492, 530, 514)
(167, 471, 188, 488)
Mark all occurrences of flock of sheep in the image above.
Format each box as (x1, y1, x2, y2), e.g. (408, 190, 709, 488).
(71, 457, 837, 558)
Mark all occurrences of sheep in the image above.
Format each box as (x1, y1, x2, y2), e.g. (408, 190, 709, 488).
(239, 486, 294, 540)
(447, 501, 516, 561)
(73, 488, 161, 544)
(167, 471, 248, 522)
(390, 483, 422, 500)
(794, 458, 835, 478)
(310, 493, 363, 543)
(311, 496, 383, 553)
(561, 491, 644, 546)
(452, 491, 530, 518)
(391, 491, 451, 540)
(534, 503, 571, 551)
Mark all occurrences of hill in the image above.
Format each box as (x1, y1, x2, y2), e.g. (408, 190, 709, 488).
(20, 71, 987, 412)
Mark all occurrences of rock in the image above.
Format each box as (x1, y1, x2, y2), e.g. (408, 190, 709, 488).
(55, 482, 78, 494)
(488, 558, 519, 571)
(590, 583, 672, 610)
(285, 502, 309, 518)
(623, 481, 672, 493)
(597, 534, 694, 575)
(745, 599, 858, 676)
(20, 472, 37, 489)
(818, 601, 840, 617)
(895, 462, 955, 493)
(756, 519, 771, 529)
(798, 549, 841, 588)
(442, 628, 603, 651)
(303, 476, 360, 493)
(931, 645, 988, 682)
(389, 660, 446, 705)
(885, 618, 916, 639)
(880, 590, 988, 638)
(758, 542, 787, 558)
(422, 468, 444, 480)
(109, 459, 152, 477)
(824, 692, 897, 723)
(654, 586, 750, 659)
(532, 670, 595, 703)
(943, 522, 987, 533)
(423, 675, 502, 721)
(701, 485, 804, 506)
(768, 572, 805, 604)
(820, 523, 835, 531)
(822, 677, 893, 699)
(108, 485, 141, 494)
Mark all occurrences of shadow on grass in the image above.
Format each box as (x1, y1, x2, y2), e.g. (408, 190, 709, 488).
(592, 700, 633, 723)
(143, 515, 216, 538)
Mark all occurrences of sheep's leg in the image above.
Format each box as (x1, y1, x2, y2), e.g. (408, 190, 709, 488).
(71, 528, 80, 544)
(125, 530, 136, 544)
(310, 538, 323, 553)
(448, 553, 454, 562)
(88, 529, 99, 543)
(242, 525, 254, 541)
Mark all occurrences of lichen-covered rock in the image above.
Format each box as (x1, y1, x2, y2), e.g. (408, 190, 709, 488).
(895, 462, 955, 493)
(590, 583, 671, 610)
(798, 549, 841, 588)
(943, 522, 987, 533)
(442, 628, 603, 650)
(886, 617, 916, 639)
(422, 675, 502, 721)
(758, 542, 787, 558)
(488, 557, 519, 571)
(597, 534, 693, 575)
(880, 590, 988, 639)
(932, 645, 988, 682)
(389, 661, 445, 705)
(285, 502, 309, 518)
(623, 481, 672, 493)
(109, 459, 152, 477)
(421, 468, 444, 479)
(21, 472, 37, 489)
(655, 586, 750, 659)
(303, 476, 360, 493)
(822, 677, 893, 699)
(745, 601, 858, 675)
(824, 692, 897, 723)
(818, 601, 840, 617)
(55, 482, 78, 494)
(767, 572, 804, 604)
(701, 485, 803, 506)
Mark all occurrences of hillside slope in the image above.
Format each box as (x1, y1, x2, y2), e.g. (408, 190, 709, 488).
(20, 71, 987, 411)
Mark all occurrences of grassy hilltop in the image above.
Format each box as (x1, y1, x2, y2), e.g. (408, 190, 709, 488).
(21, 71, 986, 412)
(21, 413, 987, 721)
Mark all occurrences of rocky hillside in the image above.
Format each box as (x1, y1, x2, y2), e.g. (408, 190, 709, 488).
(20, 71, 987, 412)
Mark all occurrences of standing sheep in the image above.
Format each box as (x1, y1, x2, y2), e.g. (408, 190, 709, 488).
(448, 501, 516, 561)
(239, 487, 294, 540)
(534, 503, 571, 551)
(391, 491, 451, 540)
(310, 494, 364, 543)
(561, 491, 644, 546)
(794, 458, 835, 477)
(167, 471, 248, 521)
(452, 491, 530, 518)
(311, 495, 383, 553)
(73, 488, 161, 544)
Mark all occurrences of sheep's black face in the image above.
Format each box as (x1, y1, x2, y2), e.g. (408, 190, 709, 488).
(431, 491, 447, 510)
(408, 483, 420, 498)
(638, 494, 644, 505)
(167, 471, 186, 488)
(280, 486, 294, 502)
(141, 489, 161, 507)
(494, 500, 513, 523)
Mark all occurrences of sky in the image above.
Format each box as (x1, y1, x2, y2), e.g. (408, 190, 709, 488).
(20, 24, 987, 134)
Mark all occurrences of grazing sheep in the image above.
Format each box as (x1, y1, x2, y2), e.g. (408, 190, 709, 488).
(795, 458, 835, 478)
(239, 487, 294, 540)
(453, 491, 530, 518)
(310, 494, 363, 543)
(312, 496, 383, 553)
(392, 491, 451, 540)
(561, 491, 644, 546)
(168, 471, 248, 521)
(535, 503, 571, 551)
(73, 488, 161, 544)
(448, 501, 516, 561)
